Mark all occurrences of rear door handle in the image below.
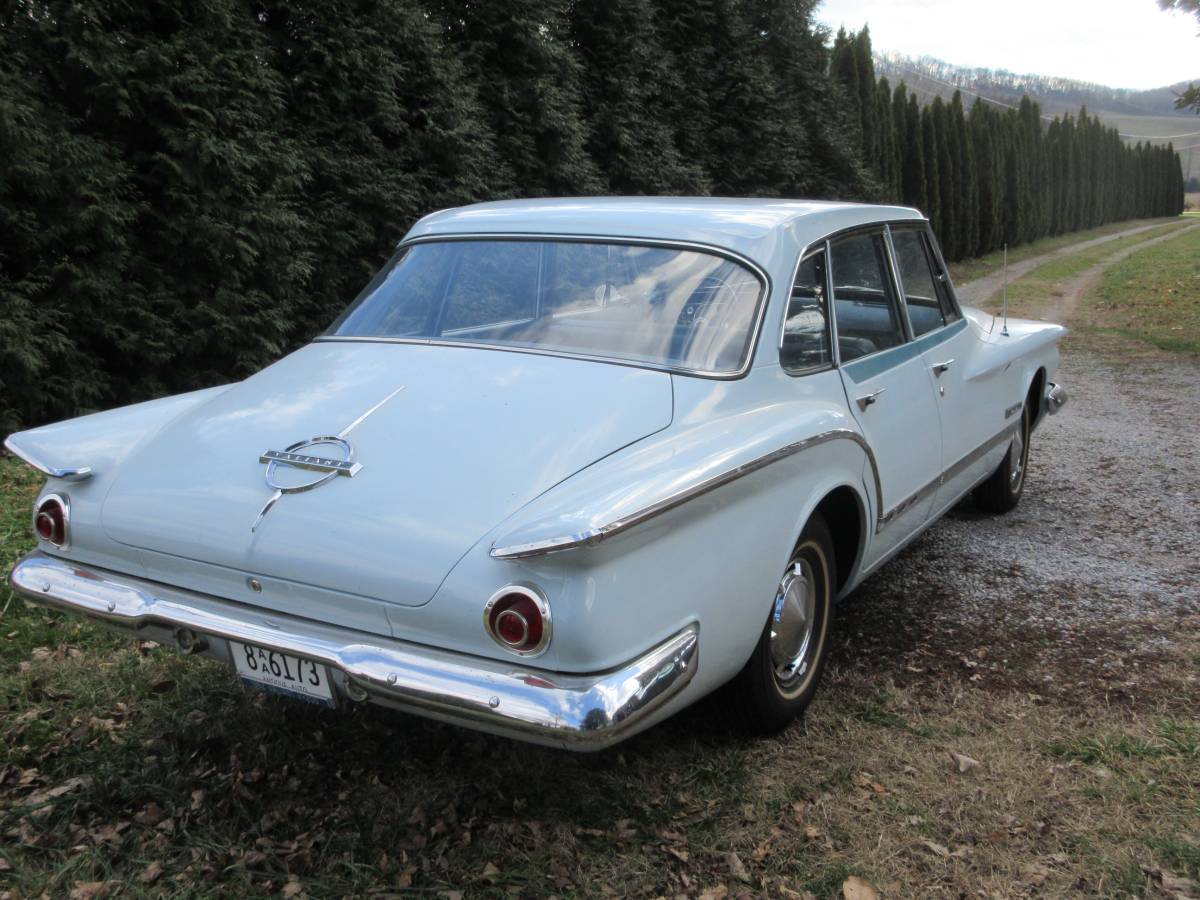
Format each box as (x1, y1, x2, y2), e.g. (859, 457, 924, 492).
(856, 388, 886, 410)
(931, 359, 954, 376)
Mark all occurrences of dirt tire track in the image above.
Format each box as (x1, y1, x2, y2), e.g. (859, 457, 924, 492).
(954, 219, 1192, 308)
(1029, 223, 1200, 324)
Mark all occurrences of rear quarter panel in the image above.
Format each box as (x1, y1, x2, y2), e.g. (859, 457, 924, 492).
(415, 367, 873, 698)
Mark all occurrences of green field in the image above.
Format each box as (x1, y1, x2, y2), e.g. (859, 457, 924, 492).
(1081, 225, 1200, 353)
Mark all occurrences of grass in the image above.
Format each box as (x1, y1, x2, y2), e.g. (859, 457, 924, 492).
(2, 452, 1199, 898)
(1077, 225, 1200, 354)
(947, 216, 1186, 286)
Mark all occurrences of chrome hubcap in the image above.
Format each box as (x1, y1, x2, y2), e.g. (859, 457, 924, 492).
(770, 559, 817, 686)
(1010, 423, 1026, 490)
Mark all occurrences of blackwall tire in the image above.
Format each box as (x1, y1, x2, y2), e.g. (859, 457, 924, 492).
(732, 512, 835, 735)
(973, 402, 1031, 514)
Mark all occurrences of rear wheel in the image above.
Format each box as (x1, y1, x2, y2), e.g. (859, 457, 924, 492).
(973, 402, 1031, 513)
(732, 513, 835, 734)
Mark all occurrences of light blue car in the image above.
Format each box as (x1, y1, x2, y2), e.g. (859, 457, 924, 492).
(6, 198, 1067, 750)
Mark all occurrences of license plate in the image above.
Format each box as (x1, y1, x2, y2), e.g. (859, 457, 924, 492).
(230, 641, 335, 708)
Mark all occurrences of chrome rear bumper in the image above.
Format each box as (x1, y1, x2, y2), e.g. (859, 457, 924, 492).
(8, 551, 698, 750)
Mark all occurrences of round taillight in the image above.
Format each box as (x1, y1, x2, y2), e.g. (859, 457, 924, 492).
(34, 495, 69, 548)
(484, 587, 551, 656)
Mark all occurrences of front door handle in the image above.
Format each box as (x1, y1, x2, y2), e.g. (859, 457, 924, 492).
(931, 359, 954, 376)
(856, 388, 886, 410)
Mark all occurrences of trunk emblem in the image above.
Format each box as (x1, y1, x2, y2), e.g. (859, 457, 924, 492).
(251, 385, 405, 532)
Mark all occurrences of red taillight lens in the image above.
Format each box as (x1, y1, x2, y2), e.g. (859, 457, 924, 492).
(34, 496, 68, 547)
(485, 589, 549, 655)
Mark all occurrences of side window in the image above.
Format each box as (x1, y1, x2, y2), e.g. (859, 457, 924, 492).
(781, 250, 832, 373)
(890, 228, 946, 337)
(829, 231, 906, 363)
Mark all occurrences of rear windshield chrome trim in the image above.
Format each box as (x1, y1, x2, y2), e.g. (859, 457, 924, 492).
(314, 336, 750, 381)
(324, 232, 773, 381)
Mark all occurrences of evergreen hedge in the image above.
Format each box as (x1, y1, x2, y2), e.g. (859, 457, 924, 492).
(0, 5, 1185, 431)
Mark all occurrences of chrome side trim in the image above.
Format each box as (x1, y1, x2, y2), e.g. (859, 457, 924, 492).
(876, 421, 1020, 533)
(9, 552, 699, 751)
(3, 436, 93, 481)
(490, 429, 883, 559)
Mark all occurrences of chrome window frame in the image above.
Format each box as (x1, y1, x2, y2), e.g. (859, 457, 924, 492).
(778, 242, 837, 377)
(825, 224, 913, 366)
(317, 233, 773, 382)
(886, 222, 961, 333)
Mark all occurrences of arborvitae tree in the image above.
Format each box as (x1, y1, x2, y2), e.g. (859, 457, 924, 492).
(1074, 108, 1094, 230)
(750, 0, 870, 198)
(949, 92, 978, 259)
(852, 27, 878, 174)
(1016, 97, 1047, 241)
(259, 0, 499, 338)
(1, 0, 311, 428)
(876, 77, 900, 200)
(830, 27, 862, 153)
(900, 91, 926, 212)
(570, 0, 707, 193)
(931, 98, 958, 258)
(1001, 112, 1027, 246)
(921, 105, 942, 240)
(431, 0, 602, 196)
(969, 100, 1000, 255)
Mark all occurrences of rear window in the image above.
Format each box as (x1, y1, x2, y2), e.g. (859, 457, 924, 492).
(326, 239, 766, 375)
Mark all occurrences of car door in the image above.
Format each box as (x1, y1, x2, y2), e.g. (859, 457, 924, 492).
(888, 225, 1003, 514)
(830, 228, 943, 565)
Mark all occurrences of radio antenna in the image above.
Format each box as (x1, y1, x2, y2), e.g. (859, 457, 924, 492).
(1001, 244, 1010, 337)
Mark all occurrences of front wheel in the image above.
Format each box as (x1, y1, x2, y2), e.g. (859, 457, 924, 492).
(732, 512, 835, 734)
(973, 402, 1031, 513)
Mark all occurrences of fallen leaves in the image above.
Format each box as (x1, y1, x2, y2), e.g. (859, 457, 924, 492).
(23, 775, 93, 807)
(920, 839, 950, 858)
(68, 882, 119, 900)
(949, 751, 981, 774)
(725, 850, 750, 883)
(137, 861, 164, 885)
(841, 874, 880, 899)
(1142, 865, 1200, 900)
(133, 802, 167, 827)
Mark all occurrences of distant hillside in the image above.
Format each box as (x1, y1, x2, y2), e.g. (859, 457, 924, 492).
(876, 53, 1200, 181)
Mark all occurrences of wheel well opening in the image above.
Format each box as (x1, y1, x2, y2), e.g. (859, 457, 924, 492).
(1028, 367, 1046, 426)
(814, 487, 862, 595)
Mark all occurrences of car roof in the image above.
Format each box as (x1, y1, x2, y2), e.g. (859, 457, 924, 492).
(404, 197, 926, 265)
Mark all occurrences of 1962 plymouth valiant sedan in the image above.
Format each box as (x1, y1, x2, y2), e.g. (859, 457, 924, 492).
(5, 198, 1067, 750)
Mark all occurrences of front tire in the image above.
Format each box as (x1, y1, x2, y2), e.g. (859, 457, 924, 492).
(973, 402, 1031, 514)
(732, 512, 835, 734)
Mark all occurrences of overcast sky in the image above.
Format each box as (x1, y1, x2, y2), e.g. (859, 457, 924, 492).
(815, 0, 1200, 90)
